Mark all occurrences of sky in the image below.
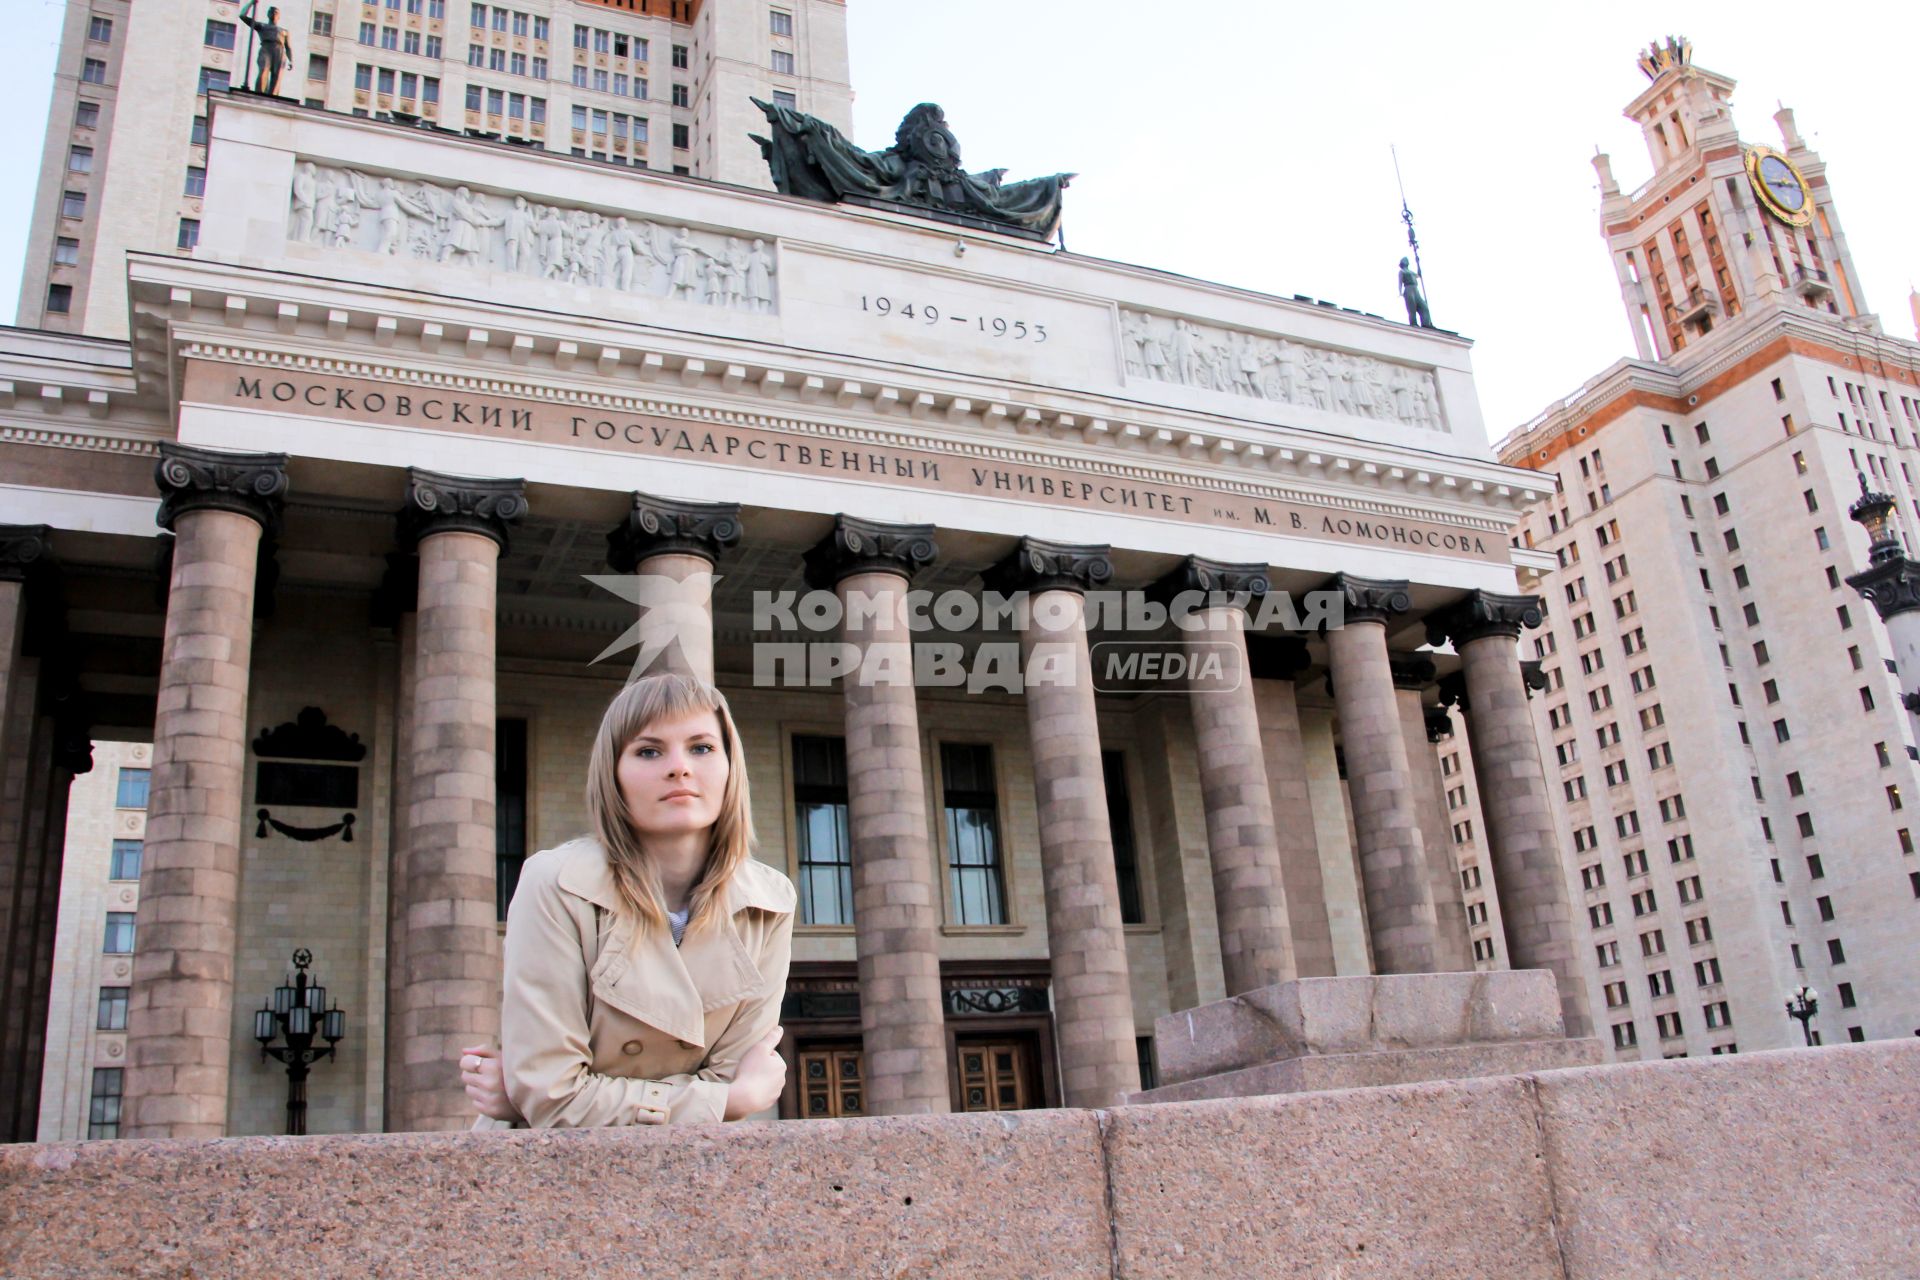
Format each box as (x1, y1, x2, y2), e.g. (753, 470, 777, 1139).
(3, 0, 1916, 441)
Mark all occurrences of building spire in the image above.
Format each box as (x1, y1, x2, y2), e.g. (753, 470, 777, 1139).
(1636, 35, 1692, 81)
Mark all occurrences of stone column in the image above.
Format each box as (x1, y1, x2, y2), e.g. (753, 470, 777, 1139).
(1151, 557, 1294, 995)
(1320, 574, 1439, 975)
(394, 469, 525, 1132)
(124, 445, 288, 1138)
(1428, 591, 1593, 1037)
(1247, 636, 1336, 979)
(1391, 655, 1474, 972)
(606, 493, 742, 684)
(802, 516, 950, 1115)
(984, 539, 1140, 1107)
(0, 527, 49, 1139)
(372, 554, 418, 1131)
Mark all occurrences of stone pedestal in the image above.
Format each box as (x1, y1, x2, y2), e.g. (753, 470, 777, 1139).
(1129, 970, 1604, 1104)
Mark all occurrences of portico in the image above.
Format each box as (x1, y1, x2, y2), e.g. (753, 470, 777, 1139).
(0, 91, 1585, 1139)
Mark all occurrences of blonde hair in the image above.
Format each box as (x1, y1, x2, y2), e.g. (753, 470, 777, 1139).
(584, 673, 754, 936)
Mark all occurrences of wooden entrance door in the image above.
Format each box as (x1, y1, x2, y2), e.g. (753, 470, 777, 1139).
(956, 1039, 1033, 1112)
(796, 1043, 866, 1118)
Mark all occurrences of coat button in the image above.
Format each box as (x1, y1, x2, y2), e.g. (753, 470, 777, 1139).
(621, 1039, 644, 1056)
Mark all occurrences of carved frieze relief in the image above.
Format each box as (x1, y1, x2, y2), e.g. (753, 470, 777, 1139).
(1120, 308, 1447, 433)
(287, 161, 777, 314)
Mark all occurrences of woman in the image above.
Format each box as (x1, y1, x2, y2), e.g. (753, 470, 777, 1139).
(459, 673, 793, 1127)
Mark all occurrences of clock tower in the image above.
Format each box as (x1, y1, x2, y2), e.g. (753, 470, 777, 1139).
(1592, 37, 1873, 360)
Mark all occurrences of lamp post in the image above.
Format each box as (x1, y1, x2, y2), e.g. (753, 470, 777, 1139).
(253, 948, 347, 1135)
(1785, 984, 1818, 1047)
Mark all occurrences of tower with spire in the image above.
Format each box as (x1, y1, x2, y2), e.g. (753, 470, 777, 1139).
(1592, 36, 1873, 360)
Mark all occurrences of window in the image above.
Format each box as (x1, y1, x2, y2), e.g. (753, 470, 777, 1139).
(1623, 849, 1648, 877)
(1632, 889, 1657, 917)
(357, 63, 375, 91)
(1807, 853, 1824, 879)
(97, 986, 129, 1031)
(1796, 812, 1815, 839)
(184, 166, 207, 198)
(672, 43, 688, 68)
(1603, 981, 1629, 1009)
(312, 11, 334, 35)
(378, 67, 394, 94)
(53, 236, 79, 266)
(116, 768, 150, 808)
(109, 839, 142, 880)
(1648, 969, 1674, 997)
(197, 66, 229, 94)
(771, 49, 795, 74)
(1774, 719, 1791, 744)
(88, 14, 113, 41)
(1581, 863, 1605, 891)
(309, 53, 329, 80)
(103, 912, 135, 954)
(770, 8, 794, 35)
(88, 1068, 123, 1139)
(1655, 1011, 1683, 1039)
(672, 82, 690, 107)
(1640, 928, 1665, 957)
(942, 743, 1007, 927)
(792, 736, 852, 926)
(1588, 903, 1613, 928)
(1103, 751, 1144, 925)
(1817, 895, 1835, 922)
(1677, 875, 1703, 904)
(534, 16, 548, 40)
(406, 30, 422, 54)
(75, 100, 99, 130)
(205, 18, 236, 49)
(83, 57, 108, 84)
(1827, 938, 1846, 965)
(67, 144, 93, 175)
(573, 24, 588, 50)
(1685, 916, 1713, 945)
(1694, 958, 1721, 986)
(470, 42, 486, 66)
(1816, 527, 1831, 551)
(1612, 1021, 1638, 1050)
(1838, 604, 1852, 630)
(1596, 940, 1620, 967)
(1704, 1001, 1732, 1029)
(672, 122, 689, 149)
(571, 65, 587, 87)
(45, 282, 72, 314)
(428, 36, 444, 58)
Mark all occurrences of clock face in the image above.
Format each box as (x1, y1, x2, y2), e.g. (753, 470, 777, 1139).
(1758, 156, 1806, 211)
(1746, 148, 1814, 226)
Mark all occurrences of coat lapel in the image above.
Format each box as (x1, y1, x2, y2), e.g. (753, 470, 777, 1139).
(556, 844, 772, 1050)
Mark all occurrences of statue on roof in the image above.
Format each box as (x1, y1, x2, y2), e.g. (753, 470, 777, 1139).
(239, 1, 293, 97)
(750, 100, 1073, 239)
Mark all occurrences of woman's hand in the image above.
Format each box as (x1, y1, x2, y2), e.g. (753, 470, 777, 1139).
(723, 1024, 786, 1120)
(460, 1043, 520, 1124)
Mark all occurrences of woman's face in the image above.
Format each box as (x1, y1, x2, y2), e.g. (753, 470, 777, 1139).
(616, 707, 729, 841)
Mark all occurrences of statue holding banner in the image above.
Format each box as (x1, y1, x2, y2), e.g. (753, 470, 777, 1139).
(751, 100, 1072, 239)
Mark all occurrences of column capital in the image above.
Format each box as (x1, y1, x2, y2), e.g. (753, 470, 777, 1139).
(396, 468, 527, 552)
(1846, 556, 1920, 621)
(1245, 634, 1311, 680)
(0, 524, 52, 582)
(983, 537, 1112, 596)
(802, 514, 937, 589)
(606, 493, 743, 571)
(1322, 573, 1411, 626)
(154, 443, 289, 536)
(1425, 590, 1543, 648)
(1388, 652, 1437, 690)
(1145, 555, 1269, 607)
(1424, 704, 1455, 743)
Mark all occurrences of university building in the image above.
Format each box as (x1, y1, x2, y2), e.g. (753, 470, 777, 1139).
(1450, 38, 1920, 1059)
(2, 10, 1591, 1141)
(18, 0, 851, 337)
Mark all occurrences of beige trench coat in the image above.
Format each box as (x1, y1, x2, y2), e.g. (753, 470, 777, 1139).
(492, 837, 796, 1128)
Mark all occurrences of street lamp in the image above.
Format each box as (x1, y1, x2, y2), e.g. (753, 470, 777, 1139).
(1785, 984, 1818, 1047)
(253, 948, 347, 1135)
